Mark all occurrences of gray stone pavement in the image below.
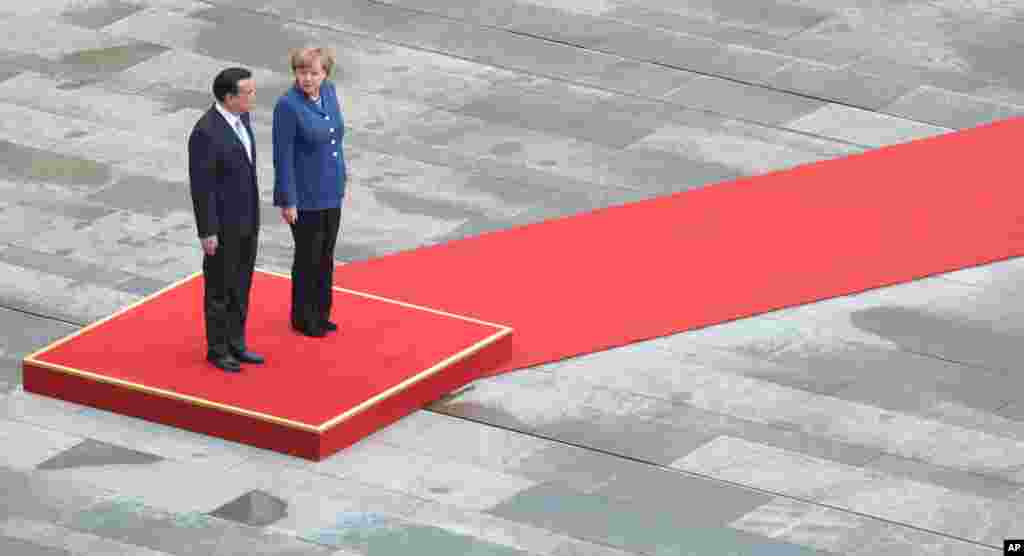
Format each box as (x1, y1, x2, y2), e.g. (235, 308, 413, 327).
(1, 0, 1023, 553)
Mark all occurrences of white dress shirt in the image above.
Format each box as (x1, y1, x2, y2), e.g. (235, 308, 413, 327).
(215, 102, 251, 162)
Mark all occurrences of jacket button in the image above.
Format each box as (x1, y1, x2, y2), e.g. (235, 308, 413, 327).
(332, 152, 338, 157)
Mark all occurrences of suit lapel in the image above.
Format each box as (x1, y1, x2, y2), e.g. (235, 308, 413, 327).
(211, 105, 254, 168)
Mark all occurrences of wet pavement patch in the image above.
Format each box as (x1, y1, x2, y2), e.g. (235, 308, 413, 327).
(191, 6, 317, 75)
(147, 84, 214, 114)
(208, 490, 288, 527)
(36, 439, 163, 470)
(0, 68, 20, 84)
(0, 356, 20, 393)
(113, 275, 168, 297)
(488, 483, 820, 555)
(59, 42, 169, 76)
(0, 140, 113, 190)
(60, 0, 144, 30)
(302, 512, 528, 555)
(849, 304, 1017, 371)
(21, 198, 116, 223)
(370, 188, 489, 220)
(86, 173, 192, 216)
(56, 78, 102, 91)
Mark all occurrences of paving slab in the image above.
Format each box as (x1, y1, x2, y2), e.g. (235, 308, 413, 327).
(882, 85, 1024, 129)
(488, 482, 822, 555)
(0, 464, 114, 525)
(58, 0, 144, 30)
(628, 120, 842, 175)
(0, 535, 72, 556)
(665, 75, 828, 125)
(2, 517, 177, 556)
(865, 453, 1022, 502)
(406, 500, 601, 556)
(0, 357, 20, 394)
(302, 510, 531, 555)
(415, 1, 651, 49)
(0, 306, 77, 359)
(766, 60, 917, 110)
(948, 38, 1024, 89)
(64, 495, 335, 556)
(588, 462, 775, 517)
(365, 410, 551, 470)
(40, 456, 258, 516)
(351, 149, 528, 220)
(784, 103, 951, 147)
(850, 55, 993, 94)
(674, 436, 1022, 548)
(0, 244, 130, 289)
(672, 313, 1012, 411)
(259, 0, 434, 37)
(102, 5, 220, 52)
(0, 420, 83, 471)
(844, 304, 1024, 377)
(602, 4, 782, 48)
(731, 496, 1000, 555)
(0, 262, 140, 324)
(299, 440, 537, 513)
(0, 139, 113, 193)
(454, 87, 669, 149)
(384, 15, 624, 83)
(833, 379, 1018, 439)
(0, 72, 203, 142)
(0, 16, 123, 59)
(630, 0, 830, 37)
(575, 57, 705, 98)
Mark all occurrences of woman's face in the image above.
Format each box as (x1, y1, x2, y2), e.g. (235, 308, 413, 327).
(295, 57, 326, 98)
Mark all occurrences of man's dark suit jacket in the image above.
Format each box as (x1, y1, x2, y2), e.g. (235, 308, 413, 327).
(188, 106, 259, 239)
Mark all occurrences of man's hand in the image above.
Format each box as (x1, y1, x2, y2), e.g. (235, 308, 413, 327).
(281, 206, 298, 225)
(201, 235, 218, 256)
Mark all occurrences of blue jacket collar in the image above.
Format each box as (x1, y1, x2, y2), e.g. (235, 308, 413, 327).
(290, 82, 330, 115)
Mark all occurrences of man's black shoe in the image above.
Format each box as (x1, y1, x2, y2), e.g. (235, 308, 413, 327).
(208, 354, 241, 372)
(231, 350, 265, 364)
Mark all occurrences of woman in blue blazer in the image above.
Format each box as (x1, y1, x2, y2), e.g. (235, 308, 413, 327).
(273, 47, 347, 337)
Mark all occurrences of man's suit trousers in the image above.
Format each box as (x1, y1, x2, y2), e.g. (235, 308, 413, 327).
(203, 233, 258, 357)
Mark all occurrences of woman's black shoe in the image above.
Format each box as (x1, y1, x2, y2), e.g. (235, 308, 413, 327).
(293, 323, 326, 337)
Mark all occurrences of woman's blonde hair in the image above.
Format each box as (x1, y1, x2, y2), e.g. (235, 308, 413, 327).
(288, 47, 336, 77)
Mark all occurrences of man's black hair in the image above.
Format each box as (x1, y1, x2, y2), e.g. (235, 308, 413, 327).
(212, 67, 252, 102)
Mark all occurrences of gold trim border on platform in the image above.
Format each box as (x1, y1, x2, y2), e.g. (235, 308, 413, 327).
(22, 269, 513, 434)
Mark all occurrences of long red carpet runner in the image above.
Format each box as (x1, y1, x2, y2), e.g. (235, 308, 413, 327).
(337, 117, 1024, 377)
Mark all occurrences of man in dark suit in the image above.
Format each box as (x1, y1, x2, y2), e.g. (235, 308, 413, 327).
(188, 67, 265, 372)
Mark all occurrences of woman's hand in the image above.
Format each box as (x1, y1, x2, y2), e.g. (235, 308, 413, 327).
(281, 206, 298, 225)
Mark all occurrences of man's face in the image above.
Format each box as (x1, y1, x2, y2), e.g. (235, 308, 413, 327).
(226, 78, 256, 113)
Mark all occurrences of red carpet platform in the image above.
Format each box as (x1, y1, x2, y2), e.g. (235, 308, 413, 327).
(336, 117, 1024, 377)
(22, 270, 512, 460)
